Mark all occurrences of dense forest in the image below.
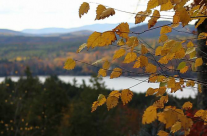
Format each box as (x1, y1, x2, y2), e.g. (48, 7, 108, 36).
(0, 67, 203, 136)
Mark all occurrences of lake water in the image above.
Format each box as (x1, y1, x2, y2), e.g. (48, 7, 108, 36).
(0, 76, 198, 99)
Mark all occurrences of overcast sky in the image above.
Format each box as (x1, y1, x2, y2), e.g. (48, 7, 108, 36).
(0, 0, 193, 31)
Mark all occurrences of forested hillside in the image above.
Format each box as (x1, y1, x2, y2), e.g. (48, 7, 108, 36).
(0, 21, 196, 76)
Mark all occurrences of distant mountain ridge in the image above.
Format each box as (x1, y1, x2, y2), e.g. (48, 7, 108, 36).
(21, 23, 137, 35)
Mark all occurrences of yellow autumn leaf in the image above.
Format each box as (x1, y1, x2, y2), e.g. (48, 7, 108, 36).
(155, 46, 162, 56)
(160, 26, 172, 34)
(99, 8, 115, 20)
(99, 31, 117, 46)
(117, 38, 125, 46)
(95, 5, 106, 20)
(158, 56, 169, 64)
(174, 48, 185, 59)
(106, 96, 118, 110)
(159, 34, 168, 43)
(195, 57, 203, 68)
(179, 8, 191, 27)
(109, 90, 121, 98)
(113, 23, 130, 39)
(91, 101, 99, 112)
(141, 44, 148, 55)
(195, 17, 207, 28)
(103, 60, 110, 70)
(79, 2, 90, 18)
(63, 58, 76, 70)
(158, 0, 168, 5)
(167, 78, 175, 88)
(182, 101, 193, 110)
(172, 11, 180, 28)
(198, 32, 207, 40)
(180, 66, 188, 74)
(187, 41, 194, 47)
(198, 84, 202, 93)
(146, 87, 156, 96)
(76, 43, 87, 53)
(171, 121, 181, 133)
(113, 48, 126, 60)
(158, 112, 166, 124)
(87, 32, 101, 48)
(194, 110, 205, 117)
(160, 0, 173, 11)
(110, 68, 122, 79)
(148, 10, 160, 29)
(97, 94, 106, 106)
(157, 130, 169, 136)
(156, 87, 167, 97)
(186, 80, 195, 87)
(135, 10, 152, 24)
(133, 55, 148, 68)
(164, 108, 178, 128)
(98, 69, 107, 77)
(149, 74, 157, 82)
(126, 36, 139, 47)
(145, 63, 157, 73)
(123, 52, 137, 63)
(147, 0, 159, 10)
(121, 89, 133, 105)
(142, 106, 157, 124)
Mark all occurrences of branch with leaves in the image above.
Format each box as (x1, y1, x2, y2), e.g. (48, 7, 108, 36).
(64, 0, 207, 135)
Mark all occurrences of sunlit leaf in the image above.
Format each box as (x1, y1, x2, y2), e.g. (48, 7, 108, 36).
(141, 44, 148, 55)
(99, 8, 115, 20)
(110, 68, 122, 79)
(142, 106, 157, 124)
(100, 31, 117, 46)
(157, 130, 169, 136)
(103, 60, 110, 70)
(180, 66, 188, 74)
(109, 90, 121, 98)
(159, 34, 168, 43)
(113, 48, 126, 60)
(145, 63, 157, 73)
(121, 89, 133, 105)
(98, 69, 107, 77)
(171, 121, 181, 133)
(117, 38, 125, 46)
(95, 5, 106, 20)
(113, 23, 130, 39)
(79, 2, 90, 18)
(160, 0, 173, 11)
(148, 10, 160, 29)
(106, 96, 118, 110)
(179, 8, 191, 27)
(126, 36, 139, 47)
(77, 43, 87, 53)
(87, 32, 101, 48)
(147, 0, 159, 10)
(63, 58, 76, 70)
(182, 101, 193, 110)
(160, 26, 172, 34)
(123, 52, 137, 63)
(195, 57, 203, 68)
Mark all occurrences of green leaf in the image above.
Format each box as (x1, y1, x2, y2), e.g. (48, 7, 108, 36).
(177, 62, 186, 70)
(160, 82, 167, 87)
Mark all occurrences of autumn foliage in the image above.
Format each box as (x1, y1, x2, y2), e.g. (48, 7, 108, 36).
(64, 0, 207, 135)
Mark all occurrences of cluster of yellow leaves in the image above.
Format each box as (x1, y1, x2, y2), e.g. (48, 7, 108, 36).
(87, 31, 117, 48)
(143, 103, 193, 135)
(98, 60, 110, 77)
(91, 89, 133, 112)
(194, 110, 207, 125)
